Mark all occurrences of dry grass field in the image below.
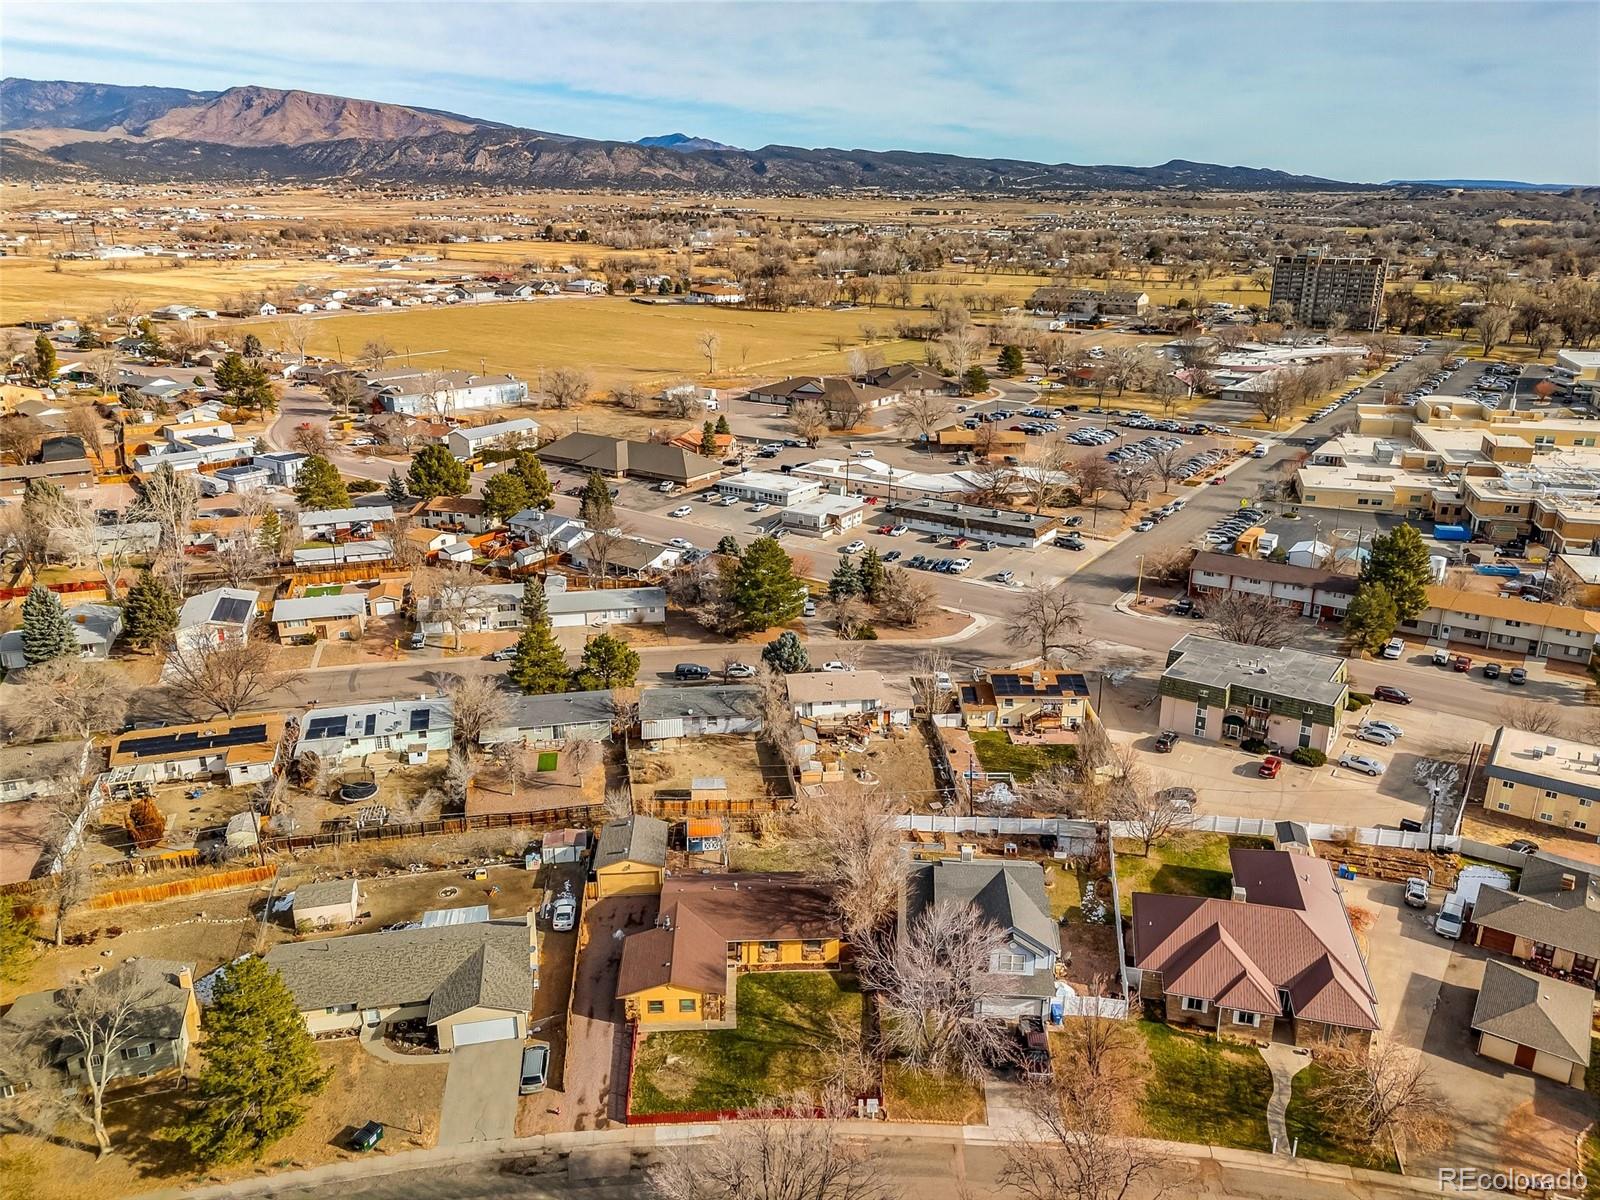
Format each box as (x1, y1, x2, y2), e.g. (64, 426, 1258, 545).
(246, 297, 924, 390)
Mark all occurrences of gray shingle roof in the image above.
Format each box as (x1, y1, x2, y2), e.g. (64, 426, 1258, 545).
(1471, 959, 1593, 1066)
(264, 918, 532, 1014)
(594, 814, 669, 871)
(426, 944, 529, 1022)
(639, 684, 760, 724)
(919, 859, 1060, 959)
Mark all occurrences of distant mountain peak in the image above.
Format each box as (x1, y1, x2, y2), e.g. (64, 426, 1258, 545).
(636, 132, 740, 152)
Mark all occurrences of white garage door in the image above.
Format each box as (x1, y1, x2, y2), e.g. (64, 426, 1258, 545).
(451, 1017, 518, 1046)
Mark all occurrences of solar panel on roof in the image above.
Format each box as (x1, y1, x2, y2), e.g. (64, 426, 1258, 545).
(304, 716, 344, 741)
(409, 707, 431, 731)
(363, 713, 377, 737)
(213, 596, 253, 624)
(118, 723, 269, 760)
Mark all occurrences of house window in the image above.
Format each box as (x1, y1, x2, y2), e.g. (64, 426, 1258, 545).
(1575, 821, 1588, 831)
(802, 940, 825, 952)
(761, 941, 779, 952)
(678, 998, 697, 1013)
(994, 952, 1028, 973)
(1539, 812, 1554, 823)
(1496, 802, 1512, 812)
(1232, 1010, 1262, 1028)
(121, 1043, 156, 1061)
(1180, 996, 1208, 1013)
(1544, 790, 1560, 800)
(1501, 780, 1515, 789)
(647, 1000, 665, 1014)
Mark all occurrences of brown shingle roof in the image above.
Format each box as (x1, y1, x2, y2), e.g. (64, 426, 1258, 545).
(1132, 850, 1379, 1031)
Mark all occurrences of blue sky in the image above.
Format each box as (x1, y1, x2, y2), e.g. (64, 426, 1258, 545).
(5, 1, 1598, 183)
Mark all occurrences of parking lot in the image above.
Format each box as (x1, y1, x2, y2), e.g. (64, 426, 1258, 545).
(1348, 877, 1592, 1178)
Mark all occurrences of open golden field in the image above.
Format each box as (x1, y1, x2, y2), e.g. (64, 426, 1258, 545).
(246, 296, 924, 389)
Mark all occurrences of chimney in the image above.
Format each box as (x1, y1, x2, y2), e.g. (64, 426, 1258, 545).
(1560, 873, 1577, 892)
(1231, 886, 1248, 903)
(959, 844, 976, 863)
(1031, 669, 1043, 689)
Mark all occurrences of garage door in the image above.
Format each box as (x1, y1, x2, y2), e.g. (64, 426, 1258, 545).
(451, 1017, 518, 1047)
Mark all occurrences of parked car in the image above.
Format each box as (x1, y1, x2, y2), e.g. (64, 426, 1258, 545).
(1017, 1016, 1052, 1080)
(1508, 666, 1527, 685)
(1157, 786, 1197, 811)
(1258, 756, 1283, 779)
(1434, 896, 1465, 940)
(1380, 638, 1404, 659)
(725, 662, 756, 679)
(1337, 753, 1386, 777)
(1362, 719, 1405, 740)
(1373, 686, 1411, 704)
(1404, 877, 1429, 908)
(882, 550, 902, 563)
(802, 600, 817, 617)
(995, 570, 1014, 585)
(1154, 730, 1179, 753)
(667, 537, 694, 551)
(749, 501, 770, 513)
(408, 631, 426, 650)
(819, 661, 853, 672)
(1453, 655, 1472, 672)
(519, 1043, 551, 1094)
(1506, 839, 1540, 854)
(673, 663, 711, 681)
(841, 540, 867, 555)
(550, 892, 577, 933)
(1355, 726, 1396, 747)
(486, 645, 517, 662)
(669, 505, 693, 518)
(1483, 662, 1502, 679)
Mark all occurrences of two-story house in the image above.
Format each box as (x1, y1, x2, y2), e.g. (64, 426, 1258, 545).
(784, 670, 913, 731)
(958, 668, 1093, 736)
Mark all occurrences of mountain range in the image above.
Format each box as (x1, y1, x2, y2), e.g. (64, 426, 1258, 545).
(2, 76, 1367, 192)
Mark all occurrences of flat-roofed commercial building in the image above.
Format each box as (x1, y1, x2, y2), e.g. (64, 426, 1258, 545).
(715, 471, 822, 507)
(884, 498, 1061, 548)
(1270, 251, 1386, 331)
(1157, 635, 1348, 753)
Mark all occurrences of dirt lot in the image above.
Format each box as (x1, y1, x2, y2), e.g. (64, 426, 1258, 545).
(832, 724, 943, 811)
(278, 862, 544, 935)
(631, 736, 783, 805)
(1462, 805, 1600, 867)
(0, 1038, 447, 1200)
(468, 742, 607, 817)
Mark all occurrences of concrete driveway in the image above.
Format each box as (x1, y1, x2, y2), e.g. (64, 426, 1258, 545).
(1345, 877, 1592, 1177)
(437, 1040, 523, 1146)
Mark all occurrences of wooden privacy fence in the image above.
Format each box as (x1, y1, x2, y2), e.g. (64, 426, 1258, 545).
(88, 864, 277, 910)
(261, 805, 606, 854)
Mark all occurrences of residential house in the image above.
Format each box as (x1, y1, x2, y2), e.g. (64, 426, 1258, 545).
(202, 464, 270, 495)
(299, 505, 393, 540)
(292, 879, 361, 930)
(271, 593, 369, 643)
(1399, 586, 1600, 667)
(1157, 634, 1349, 754)
(1131, 849, 1380, 1047)
(639, 685, 762, 742)
(479, 689, 617, 747)
(1469, 857, 1600, 985)
(292, 539, 394, 569)
(363, 368, 529, 417)
(958, 668, 1093, 735)
(0, 740, 92, 805)
(446, 418, 540, 460)
(0, 602, 122, 670)
(616, 874, 839, 1029)
(297, 698, 454, 766)
(687, 282, 745, 304)
(172, 586, 258, 656)
(592, 814, 670, 898)
(1482, 725, 1600, 834)
(567, 536, 682, 578)
(784, 670, 913, 731)
(536, 432, 721, 487)
(1470, 960, 1593, 1087)
(253, 451, 308, 487)
(548, 585, 667, 627)
(903, 855, 1062, 1019)
(1187, 551, 1358, 623)
(0, 959, 199, 1086)
(668, 428, 737, 459)
(863, 363, 958, 396)
(507, 510, 590, 556)
(419, 496, 492, 534)
(106, 713, 285, 790)
(264, 914, 537, 1049)
(0, 458, 96, 498)
(746, 375, 900, 411)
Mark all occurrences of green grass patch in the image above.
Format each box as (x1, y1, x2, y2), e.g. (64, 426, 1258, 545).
(1113, 833, 1270, 915)
(1135, 1020, 1271, 1151)
(881, 1062, 986, 1124)
(304, 584, 343, 597)
(629, 972, 862, 1116)
(968, 731, 1077, 782)
(535, 751, 559, 772)
(1284, 1062, 1399, 1171)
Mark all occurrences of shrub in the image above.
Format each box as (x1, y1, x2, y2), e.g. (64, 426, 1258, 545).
(853, 626, 878, 640)
(347, 478, 381, 494)
(1289, 747, 1327, 767)
(1240, 737, 1272, 755)
(126, 797, 166, 848)
(1346, 692, 1372, 710)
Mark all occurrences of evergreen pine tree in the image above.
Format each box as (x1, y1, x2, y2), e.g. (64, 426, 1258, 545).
(122, 569, 180, 650)
(32, 333, 57, 386)
(164, 957, 329, 1165)
(20, 584, 76, 665)
(1360, 525, 1433, 623)
(480, 471, 532, 523)
(578, 471, 615, 528)
(715, 535, 742, 558)
(385, 469, 408, 503)
(407, 445, 471, 499)
(1344, 582, 1400, 657)
(998, 344, 1025, 376)
(761, 630, 810, 674)
(511, 450, 552, 509)
(257, 509, 285, 561)
(962, 365, 990, 395)
(729, 536, 804, 631)
(509, 623, 571, 695)
(520, 576, 549, 626)
(699, 421, 718, 457)
(858, 547, 887, 602)
(714, 414, 731, 435)
(829, 558, 863, 601)
(574, 632, 640, 689)
(293, 455, 350, 510)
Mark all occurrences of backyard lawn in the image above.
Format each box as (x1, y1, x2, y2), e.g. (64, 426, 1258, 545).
(881, 1061, 986, 1124)
(629, 972, 862, 1116)
(969, 731, 1077, 782)
(1134, 1020, 1272, 1152)
(1113, 833, 1271, 916)
(535, 751, 560, 772)
(1285, 1062, 1399, 1171)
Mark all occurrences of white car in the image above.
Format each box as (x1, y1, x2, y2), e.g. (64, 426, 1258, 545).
(1337, 753, 1386, 777)
(725, 662, 756, 679)
(1380, 638, 1404, 659)
(949, 557, 973, 573)
(995, 570, 1014, 585)
(888, 524, 909, 537)
(819, 661, 853, 672)
(749, 502, 770, 513)
(667, 537, 694, 551)
(841, 540, 867, 554)
(669, 506, 693, 518)
(853, 449, 876, 459)
(719, 495, 740, 507)
(1362, 719, 1404, 740)
(1133, 521, 1155, 532)
(658, 481, 677, 494)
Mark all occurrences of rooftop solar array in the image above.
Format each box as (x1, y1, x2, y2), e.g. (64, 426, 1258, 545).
(989, 672, 1089, 698)
(118, 723, 269, 760)
(213, 596, 253, 624)
(303, 716, 347, 741)
(410, 708, 431, 731)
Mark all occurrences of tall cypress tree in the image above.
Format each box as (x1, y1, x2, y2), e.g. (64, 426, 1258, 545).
(165, 957, 329, 1165)
(21, 584, 76, 665)
(520, 575, 549, 626)
(122, 570, 180, 650)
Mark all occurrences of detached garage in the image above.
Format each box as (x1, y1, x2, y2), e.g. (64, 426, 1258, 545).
(1470, 959, 1592, 1088)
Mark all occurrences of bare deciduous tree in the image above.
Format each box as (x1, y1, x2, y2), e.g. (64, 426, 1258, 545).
(1106, 464, 1152, 512)
(1306, 1043, 1450, 1164)
(696, 330, 721, 375)
(1205, 591, 1297, 649)
(1114, 764, 1193, 857)
(877, 568, 937, 628)
(163, 638, 294, 718)
(413, 565, 495, 649)
(1005, 581, 1084, 664)
(800, 788, 903, 943)
(789, 398, 829, 448)
(892, 393, 954, 442)
(1496, 699, 1564, 737)
(910, 647, 955, 714)
(2, 659, 129, 741)
(438, 673, 507, 749)
(544, 366, 592, 409)
(289, 421, 332, 457)
(856, 901, 1013, 1080)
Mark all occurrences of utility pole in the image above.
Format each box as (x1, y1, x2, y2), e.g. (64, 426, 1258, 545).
(1134, 554, 1145, 608)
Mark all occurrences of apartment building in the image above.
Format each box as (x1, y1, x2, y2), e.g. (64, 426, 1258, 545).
(1400, 585, 1600, 666)
(1157, 635, 1349, 753)
(1554, 349, 1600, 405)
(1269, 251, 1386, 331)
(1483, 726, 1600, 834)
(1187, 551, 1358, 622)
